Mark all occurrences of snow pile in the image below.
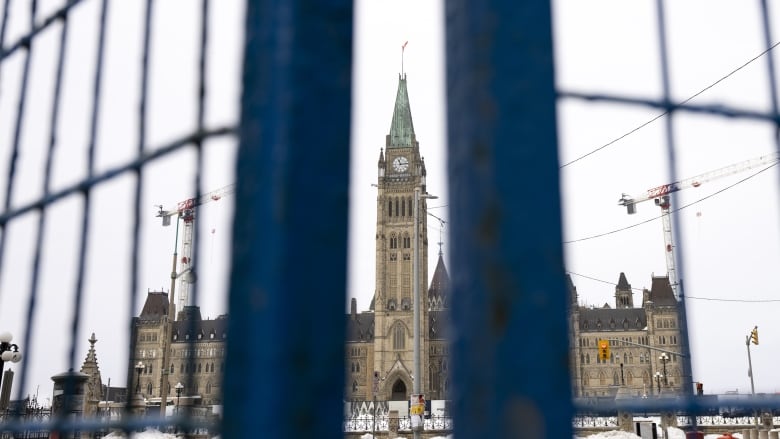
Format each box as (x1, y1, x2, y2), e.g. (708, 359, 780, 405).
(102, 429, 177, 438)
(574, 431, 641, 438)
(574, 427, 744, 439)
(360, 435, 453, 439)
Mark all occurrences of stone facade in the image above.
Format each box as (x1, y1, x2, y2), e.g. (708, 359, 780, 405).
(129, 295, 226, 407)
(569, 273, 684, 398)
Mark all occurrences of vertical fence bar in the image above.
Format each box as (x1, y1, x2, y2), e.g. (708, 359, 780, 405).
(223, 0, 353, 437)
(445, 0, 573, 437)
(654, 2, 697, 428)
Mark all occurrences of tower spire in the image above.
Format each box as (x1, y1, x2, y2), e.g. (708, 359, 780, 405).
(386, 74, 416, 148)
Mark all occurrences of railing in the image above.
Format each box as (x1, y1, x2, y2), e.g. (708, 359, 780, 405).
(343, 415, 453, 432)
(574, 415, 780, 428)
(572, 416, 619, 428)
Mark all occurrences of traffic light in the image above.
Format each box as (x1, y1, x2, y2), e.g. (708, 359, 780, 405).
(750, 326, 759, 345)
(598, 339, 610, 361)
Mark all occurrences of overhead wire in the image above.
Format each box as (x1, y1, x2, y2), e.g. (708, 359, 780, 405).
(567, 271, 780, 303)
(563, 162, 779, 244)
(559, 40, 780, 169)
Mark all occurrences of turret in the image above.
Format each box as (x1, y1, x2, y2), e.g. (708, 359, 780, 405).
(614, 272, 634, 309)
(378, 148, 385, 177)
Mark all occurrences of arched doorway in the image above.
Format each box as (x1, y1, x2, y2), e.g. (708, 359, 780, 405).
(391, 379, 407, 401)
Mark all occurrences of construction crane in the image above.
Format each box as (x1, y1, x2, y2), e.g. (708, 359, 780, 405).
(618, 151, 780, 298)
(156, 183, 235, 313)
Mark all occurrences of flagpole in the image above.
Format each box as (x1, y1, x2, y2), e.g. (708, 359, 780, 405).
(402, 41, 408, 76)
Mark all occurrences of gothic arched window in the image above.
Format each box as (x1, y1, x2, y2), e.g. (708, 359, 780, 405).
(388, 200, 393, 217)
(393, 323, 405, 350)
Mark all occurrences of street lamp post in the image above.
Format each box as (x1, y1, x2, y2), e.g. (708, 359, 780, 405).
(135, 362, 144, 395)
(175, 382, 183, 414)
(654, 372, 662, 395)
(413, 188, 436, 439)
(0, 332, 22, 391)
(659, 353, 669, 386)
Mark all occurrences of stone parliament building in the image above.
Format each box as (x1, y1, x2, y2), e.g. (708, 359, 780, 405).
(121, 74, 682, 410)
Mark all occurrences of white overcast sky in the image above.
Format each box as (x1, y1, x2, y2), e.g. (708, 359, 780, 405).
(1, 0, 780, 401)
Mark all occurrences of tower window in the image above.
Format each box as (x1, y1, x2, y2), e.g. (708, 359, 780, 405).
(389, 253, 397, 262)
(390, 234, 398, 249)
(395, 198, 399, 217)
(393, 323, 405, 350)
(388, 200, 393, 217)
(408, 198, 412, 216)
(401, 199, 405, 216)
(403, 235, 411, 248)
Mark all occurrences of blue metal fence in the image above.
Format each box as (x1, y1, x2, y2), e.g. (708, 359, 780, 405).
(2, 0, 780, 438)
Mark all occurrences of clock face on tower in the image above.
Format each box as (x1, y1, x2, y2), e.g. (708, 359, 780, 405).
(392, 156, 409, 173)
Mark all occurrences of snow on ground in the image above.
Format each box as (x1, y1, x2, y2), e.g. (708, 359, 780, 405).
(360, 435, 453, 439)
(102, 429, 177, 438)
(573, 427, 745, 439)
(101, 429, 219, 439)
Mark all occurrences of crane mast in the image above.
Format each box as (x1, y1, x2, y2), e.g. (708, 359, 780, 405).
(619, 151, 780, 298)
(157, 183, 235, 313)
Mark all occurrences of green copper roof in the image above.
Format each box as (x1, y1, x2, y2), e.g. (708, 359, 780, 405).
(387, 74, 415, 148)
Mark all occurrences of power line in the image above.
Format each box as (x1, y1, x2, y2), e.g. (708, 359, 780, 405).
(685, 296, 780, 303)
(567, 271, 643, 292)
(563, 162, 778, 244)
(567, 271, 780, 303)
(559, 39, 780, 168)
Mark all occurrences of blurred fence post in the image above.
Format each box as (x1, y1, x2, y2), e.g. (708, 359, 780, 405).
(445, 0, 573, 437)
(223, 0, 354, 437)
